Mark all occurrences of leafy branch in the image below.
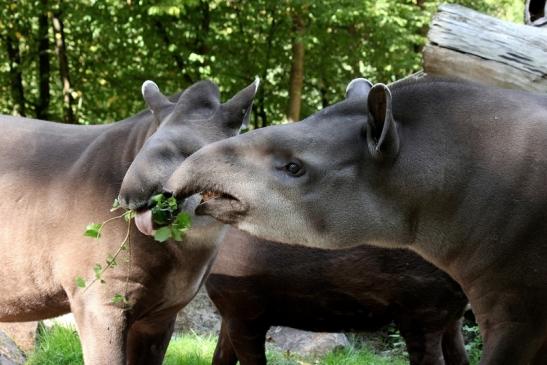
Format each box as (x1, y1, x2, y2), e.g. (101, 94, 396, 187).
(76, 195, 191, 306)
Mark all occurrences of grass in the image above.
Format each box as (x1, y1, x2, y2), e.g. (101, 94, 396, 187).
(25, 324, 412, 365)
(26, 324, 83, 365)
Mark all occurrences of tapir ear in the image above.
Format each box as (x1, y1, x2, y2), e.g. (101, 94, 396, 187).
(222, 77, 260, 130)
(142, 80, 174, 123)
(366, 83, 399, 160)
(175, 80, 221, 117)
(345, 78, 373, 100)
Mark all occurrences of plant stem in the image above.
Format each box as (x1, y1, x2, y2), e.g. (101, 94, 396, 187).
(83, 218, 131, 293)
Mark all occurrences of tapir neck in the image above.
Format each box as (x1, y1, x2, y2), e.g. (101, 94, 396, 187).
(389, 79, 547, 283)
(82, 112, 158, 182)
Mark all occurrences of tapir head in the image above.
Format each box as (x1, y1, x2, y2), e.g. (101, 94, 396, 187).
(162, 79, 409, 248)
(118, 78, 259, 232)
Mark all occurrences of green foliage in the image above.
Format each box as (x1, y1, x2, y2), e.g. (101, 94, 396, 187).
(83, 223, 102, 239)
(112, 293, 129, 305)
(74, 276, 86, 288)
(321, 344, 407, 365)
(0, 0, 524, 126)
(26, 324, 83, 365)
(26, 325, 414, 365)
(463, 324, 483, 365)
(150, 193, 179, 226)
(163, 333, 218, 365)
(78, 197, 191, 300)
(150, 194, 192, 242)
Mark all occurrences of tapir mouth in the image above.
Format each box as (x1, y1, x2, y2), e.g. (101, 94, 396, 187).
(133, 194, 186, 237)
(196, 189, 247, 224)
(165, 185, 247, 225)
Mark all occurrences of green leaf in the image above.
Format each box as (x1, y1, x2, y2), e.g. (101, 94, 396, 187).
(151, 209, 170, 225)
(93, 263, 102, 279)
(174, 212, 192, 229)
(171, 227, 183, 241)
(84, 223, 102, 238)
(106, 254, 117, 267)
(123, 210, 136, 222)
(75, 276, 86, 288)
(153, 226, 172, 242)
(112, 293, 127, 304)
(150, 194, 164, 204)
(166, 196, 178, 210)
(110, 197, 121, 212)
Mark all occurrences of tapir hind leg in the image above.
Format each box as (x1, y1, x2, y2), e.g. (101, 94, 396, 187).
(211, 320, 238, 365)
(441, 319, 469, 365)
(126, 316, 176, 365)
(225, 319, 268, 365)
(399, 324, 444, 365)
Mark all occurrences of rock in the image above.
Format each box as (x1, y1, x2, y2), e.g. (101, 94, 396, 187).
(0, 322, 38, 354)
(266, 327, 349, 358)
(175, 286, 221, 335)
(0, 329, 26, 365)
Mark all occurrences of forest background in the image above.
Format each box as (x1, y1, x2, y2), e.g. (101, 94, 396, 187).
(0, 0, 523, 128)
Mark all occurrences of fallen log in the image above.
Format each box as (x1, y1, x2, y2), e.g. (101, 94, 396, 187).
(423, 4, 547, 92)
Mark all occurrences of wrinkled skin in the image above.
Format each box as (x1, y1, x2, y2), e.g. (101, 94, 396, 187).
(164, 75, 547, 364)
(207, 227, 469, 365)
(0, 78, 257, 365)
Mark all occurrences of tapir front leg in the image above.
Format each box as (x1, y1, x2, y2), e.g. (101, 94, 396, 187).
(473, 290, 547, 365)
(531, 340, 547, 365)
(126, 316, 177, 365)
(71, 301, 129, 365)
(479, 323, 544, 364)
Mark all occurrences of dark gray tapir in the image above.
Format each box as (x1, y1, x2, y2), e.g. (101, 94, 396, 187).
(162, 75, 547, 364)
(207, 227, 469, 365)
(0, 78, 258, 364)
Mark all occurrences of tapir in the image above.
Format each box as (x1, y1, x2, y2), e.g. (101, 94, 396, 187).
(0, 78, 258, 364)
(207, 228, 469, 365)
(161, 75, 547, 364)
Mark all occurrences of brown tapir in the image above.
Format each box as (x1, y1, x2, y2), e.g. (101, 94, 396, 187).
(161, 76, 547, 364)
(0, 78, 258, 364)
(207, 228, 469, 365)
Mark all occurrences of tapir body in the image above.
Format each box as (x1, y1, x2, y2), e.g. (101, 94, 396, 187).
(164, 75, 547, 364)
(207, 228, 469, 365)
(0, 79, 258, 364)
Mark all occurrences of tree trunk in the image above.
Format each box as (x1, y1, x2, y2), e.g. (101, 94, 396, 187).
(319, 78, 329, 108)
(256, 6, 279, 129)
(36, 0, 50, 120)
(5, 32, 26, 116)
(52, 8, 76, 124)
(195, 0, 210, 55)
(287, 12, 305, 122)
(423, 4, 547, 92)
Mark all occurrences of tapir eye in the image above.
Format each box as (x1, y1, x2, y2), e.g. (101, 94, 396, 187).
(285, 161, 304, 177)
